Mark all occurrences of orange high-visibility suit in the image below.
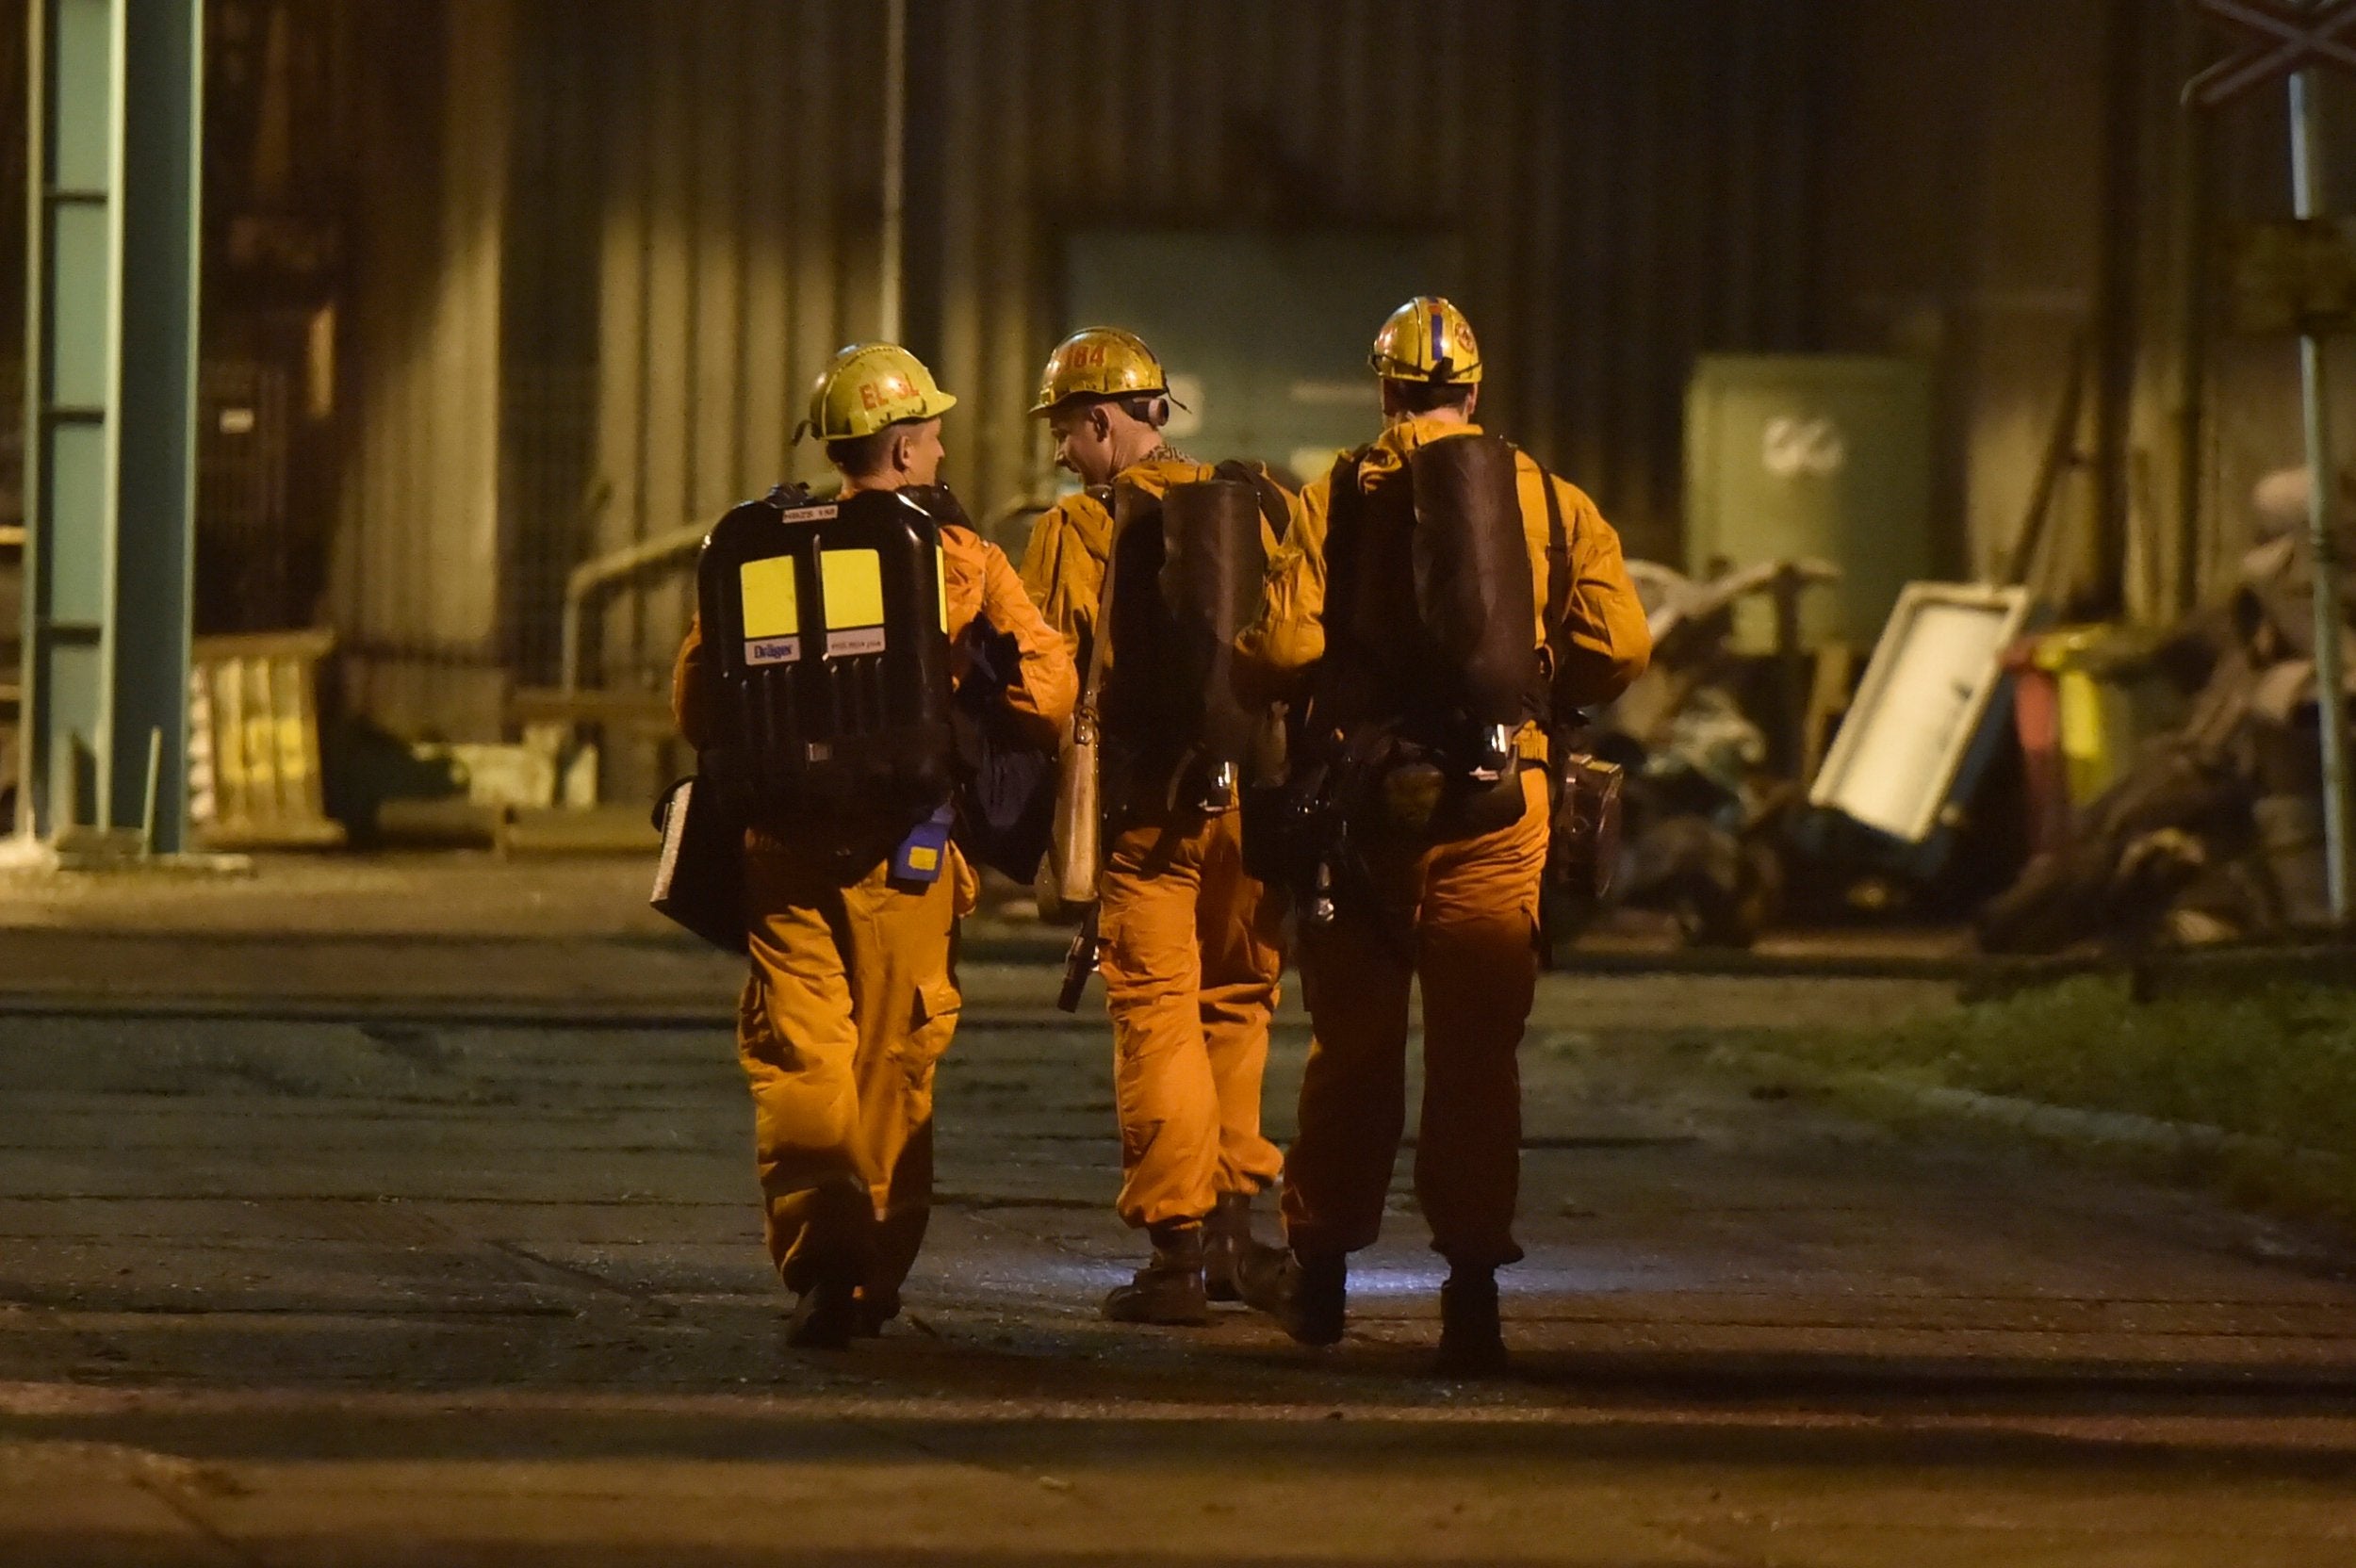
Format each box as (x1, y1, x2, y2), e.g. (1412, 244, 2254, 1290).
(1020, 456, 1292, 1229)
(675, 519, 1074, 1313)
(1236, 416, 1649, 1269)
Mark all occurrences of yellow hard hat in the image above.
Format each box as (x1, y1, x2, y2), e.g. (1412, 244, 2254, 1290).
(799, 342, 957, 443)
(1368, 296, 1483, 385)
(1030, 326, 1168, 416)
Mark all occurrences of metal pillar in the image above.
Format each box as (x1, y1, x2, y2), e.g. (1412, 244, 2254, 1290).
(2288, 56, 2353, 923)
(878, 0, 908, 343)
(18, 0, 204, 852)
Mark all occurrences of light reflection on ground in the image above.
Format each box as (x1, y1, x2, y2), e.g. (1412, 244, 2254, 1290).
(918, 1247, 1711, 1301)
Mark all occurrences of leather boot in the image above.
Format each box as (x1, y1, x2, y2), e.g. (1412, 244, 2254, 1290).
(1203, 1192, 1284, 1303)
(1103, 1220, 1211, 1325)
(1237, 1247, 1347, 1347)
(1435, 1266, 1508, 1377)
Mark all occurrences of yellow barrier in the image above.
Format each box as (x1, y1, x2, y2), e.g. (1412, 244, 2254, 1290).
(188, 629, 345, 850)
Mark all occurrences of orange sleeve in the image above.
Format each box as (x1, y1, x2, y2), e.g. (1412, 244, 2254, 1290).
(671, 613, 715, 751)
(1548, 478, 1652, 709)
(1234, 466, 1332, 688)
(1015, 494, 1109, 662)
(977, 537, 1078, 744)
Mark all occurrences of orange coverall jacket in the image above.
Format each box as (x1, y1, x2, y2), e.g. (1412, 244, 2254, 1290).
(675, 514, 1074, 1307)
(1235, 416, 1650, 1267)
(1020, 457, 1296, 1230)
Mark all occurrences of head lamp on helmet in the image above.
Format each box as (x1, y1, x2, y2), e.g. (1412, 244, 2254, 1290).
(1368, 296, 1483, 387)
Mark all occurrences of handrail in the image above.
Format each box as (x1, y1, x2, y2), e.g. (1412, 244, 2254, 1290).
(559, 520, 710, 694)
(555, 484, 1061, 696)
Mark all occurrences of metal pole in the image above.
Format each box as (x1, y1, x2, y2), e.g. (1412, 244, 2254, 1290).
(877, 0, 907, 343)
(21, 0, 203, 853)
(2289, 49, 2353, 923)
(139, 726, 159, 856)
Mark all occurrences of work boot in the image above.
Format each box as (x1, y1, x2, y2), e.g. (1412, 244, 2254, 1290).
(1203, 1192, 1284, 1303)
(784, 1274, 861, 1350)
(1238, 1247, 1347, 1348)
(1103, 1221, 1211, 1325)
(851, 1285, 898, 1339)
(1434, 1266, 1508, 1377)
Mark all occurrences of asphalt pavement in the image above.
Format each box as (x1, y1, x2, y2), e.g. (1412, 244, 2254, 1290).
(2, 857, 2353, 1564)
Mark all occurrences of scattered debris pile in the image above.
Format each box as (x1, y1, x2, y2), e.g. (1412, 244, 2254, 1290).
(1979, 518, 2355, 953)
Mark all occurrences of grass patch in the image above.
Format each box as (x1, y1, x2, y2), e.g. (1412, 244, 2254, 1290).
(1740, 973, 2356, 1223)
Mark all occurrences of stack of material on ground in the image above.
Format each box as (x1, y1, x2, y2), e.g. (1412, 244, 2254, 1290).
(1979, 511, 2356, 954)
(1574, 559, 1836, 949)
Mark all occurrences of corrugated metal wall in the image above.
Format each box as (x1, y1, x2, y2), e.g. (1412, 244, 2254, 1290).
(545, 0, 1824, 705)
(326, 0, 515, 739)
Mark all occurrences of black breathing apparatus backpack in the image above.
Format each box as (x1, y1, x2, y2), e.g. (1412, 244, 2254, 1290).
(695, 483, 959, 827)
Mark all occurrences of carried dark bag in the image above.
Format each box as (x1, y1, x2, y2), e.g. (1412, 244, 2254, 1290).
(648, 775, 747, 954)
(695, 485, 958, 825)
(949, 611, 1058, 882)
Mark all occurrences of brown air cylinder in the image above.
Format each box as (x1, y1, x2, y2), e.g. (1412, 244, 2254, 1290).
(1408, 433, 1537, 733)
(1157, 477, 1269, 771)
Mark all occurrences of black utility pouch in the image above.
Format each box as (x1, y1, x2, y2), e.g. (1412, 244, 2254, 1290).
(649, 776, 749, 955)
(1546, 744, 1625, 905)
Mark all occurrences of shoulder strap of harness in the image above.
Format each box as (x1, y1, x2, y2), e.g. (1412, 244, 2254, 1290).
(1533, 455, 1570, 638)
(1321, 448, 1368, 640)
(1081, 484, 1117, 567)
(1072, 486, 1124, 734)
(1307, 449, 1369, 726)
(1524, 450, 1573, 720)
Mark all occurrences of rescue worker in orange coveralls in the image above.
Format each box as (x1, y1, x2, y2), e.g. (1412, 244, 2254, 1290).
(674, 343, 1074, 1347)
(1235, 298, 1650, 1373)
(1020, 327, 1299, 1324)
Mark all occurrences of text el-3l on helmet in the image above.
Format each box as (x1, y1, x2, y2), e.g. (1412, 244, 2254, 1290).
(799, 342, 959, 444)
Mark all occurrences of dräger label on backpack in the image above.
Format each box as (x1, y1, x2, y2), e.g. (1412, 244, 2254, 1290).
(744, 635, 802, 666)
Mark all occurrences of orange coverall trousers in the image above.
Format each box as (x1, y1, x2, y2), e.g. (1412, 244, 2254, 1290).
(1280, 768, 1549, 1270)
(736, 832, 966, 1312)
(1098, 806, 1286, 1229)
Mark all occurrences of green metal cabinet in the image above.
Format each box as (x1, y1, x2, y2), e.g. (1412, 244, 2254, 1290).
(1685, 355, 1934, 650)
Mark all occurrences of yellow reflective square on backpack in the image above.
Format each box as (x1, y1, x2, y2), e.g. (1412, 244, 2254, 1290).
(738, 556, 799, 639)
(821, 548, 885, 628)
(822, 547, 887, 655)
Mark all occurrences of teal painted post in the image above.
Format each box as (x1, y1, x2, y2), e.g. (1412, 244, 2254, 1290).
(20, 0, 203, 850)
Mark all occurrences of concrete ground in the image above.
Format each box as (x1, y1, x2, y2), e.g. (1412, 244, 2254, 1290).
(2, 854, 2353, 1564)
